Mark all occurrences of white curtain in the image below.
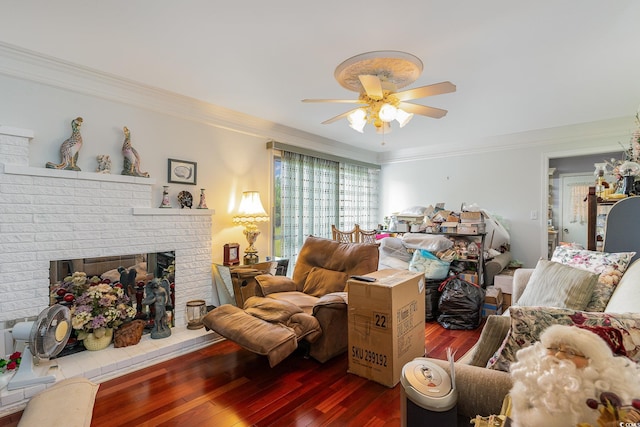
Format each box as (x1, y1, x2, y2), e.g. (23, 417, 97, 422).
(280, 152, 338, 264)
(339, 162, 380, 231)
(279, 151, 380, 264)
(570, 184, 590, 224)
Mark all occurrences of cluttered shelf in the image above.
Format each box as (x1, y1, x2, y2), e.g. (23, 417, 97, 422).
(378, 205, 512, 288)
(586, 186, 637, 251)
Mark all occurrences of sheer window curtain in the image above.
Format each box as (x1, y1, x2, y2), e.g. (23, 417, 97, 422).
(570, 183, 590, 224)
(278, 151, 380, 264)
(280, 152, 338, 264)
(339, 163, 380, 231)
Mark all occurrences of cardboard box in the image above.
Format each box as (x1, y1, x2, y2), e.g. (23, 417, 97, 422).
(459, 272, 478, 284)
(494, 273, 514, 295)
(502, 293, 512, 312)
(347, 269, 426, 387)
(396, 223, 409, 232)
(482, 286, 504, 317)
(457, 223, 486, 235)
(460, 211, 483, 222)
(482, 303, 504, 317)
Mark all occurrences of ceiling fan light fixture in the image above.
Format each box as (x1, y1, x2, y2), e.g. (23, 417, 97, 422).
(378, 103, 398, 122)
(349, 120, 366, 133)
(375, 121, 392, 135)
(395, 108, 414, 128)
(303, 51, 456, 139)
(348, 109, 367, 133)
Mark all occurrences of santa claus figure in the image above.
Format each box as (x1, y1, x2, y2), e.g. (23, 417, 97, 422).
(509, 324, 640, 427)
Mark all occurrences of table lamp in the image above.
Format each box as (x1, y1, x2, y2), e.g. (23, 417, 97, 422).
(232, 191, 269, 265)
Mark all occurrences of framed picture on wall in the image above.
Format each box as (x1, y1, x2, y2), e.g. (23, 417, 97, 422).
(168, 158, 197, 185)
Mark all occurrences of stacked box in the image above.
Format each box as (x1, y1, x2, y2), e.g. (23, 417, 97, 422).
(482, 286, 504, 317)
(459, 272, 479, 284)
(347, 269, 426, 387)
(459, 211, 485, 234)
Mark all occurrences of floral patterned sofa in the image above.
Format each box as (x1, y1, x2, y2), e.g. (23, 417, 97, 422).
(427, 247, 640, 425)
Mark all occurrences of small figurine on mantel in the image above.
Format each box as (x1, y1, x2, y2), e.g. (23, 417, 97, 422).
(96, 154, 112, 174)
(46, 117, 84, 171)
(142, 278, 172, 339)
(197, 188, 208, 209)
(121, 126, 150, 178)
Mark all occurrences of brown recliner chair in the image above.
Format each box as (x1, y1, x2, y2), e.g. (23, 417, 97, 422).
(203, 235, 379, 366)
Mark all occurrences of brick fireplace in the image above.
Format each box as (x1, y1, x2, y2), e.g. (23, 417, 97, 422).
(0, 126, 221, 414)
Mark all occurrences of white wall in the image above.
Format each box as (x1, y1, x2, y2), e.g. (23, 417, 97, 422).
(0, 73, 272, 263)
(0, 44, 378, 264)
(379, 119, 631, 267)
(1, 43, 635, 270)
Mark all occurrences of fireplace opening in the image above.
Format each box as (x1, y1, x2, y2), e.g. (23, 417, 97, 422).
(48, 251, 175, 356)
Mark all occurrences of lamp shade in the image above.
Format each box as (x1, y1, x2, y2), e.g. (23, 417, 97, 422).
(232, 191, 269, 224)
(395, 108, 414, 128)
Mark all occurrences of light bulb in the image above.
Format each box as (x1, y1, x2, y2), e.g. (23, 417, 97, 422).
(378, 103, 397, 122)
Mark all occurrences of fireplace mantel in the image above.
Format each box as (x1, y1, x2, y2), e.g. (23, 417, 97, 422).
(0, 127, 219, 414)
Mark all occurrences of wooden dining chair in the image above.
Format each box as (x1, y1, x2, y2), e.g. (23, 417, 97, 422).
(331, 224, 357, 243)
(355, 224, 378, 244)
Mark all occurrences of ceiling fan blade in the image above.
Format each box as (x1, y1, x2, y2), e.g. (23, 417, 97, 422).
(399, 102, 448, 119)
(394, 81, 456, 101)
(302, 98, 365, 104)
(359, 75, 383, 99)
(321, 108, 360, 125)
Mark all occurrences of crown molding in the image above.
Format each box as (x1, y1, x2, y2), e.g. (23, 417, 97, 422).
(0, 42, 378, 164)
(377, 116, 634, 164)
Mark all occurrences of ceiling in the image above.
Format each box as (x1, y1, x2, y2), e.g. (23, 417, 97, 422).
(1, 1, 639, 154)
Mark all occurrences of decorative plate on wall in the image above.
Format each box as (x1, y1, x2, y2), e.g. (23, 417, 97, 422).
(177, 191, 193, 209)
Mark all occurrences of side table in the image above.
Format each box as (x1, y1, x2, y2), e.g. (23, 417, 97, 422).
(230, 260, 289, 307)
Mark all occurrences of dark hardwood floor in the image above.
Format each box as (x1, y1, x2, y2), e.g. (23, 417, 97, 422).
(0, 320, 483, 427)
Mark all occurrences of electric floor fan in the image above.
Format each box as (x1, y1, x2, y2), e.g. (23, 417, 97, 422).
(7, 305, 72, 390)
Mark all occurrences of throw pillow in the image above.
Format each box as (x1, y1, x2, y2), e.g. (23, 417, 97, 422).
(551, 246, 635, 311)
(302, 267, 349, 297)
(486, 306, 640, 372)
(516, 259, 598, 310)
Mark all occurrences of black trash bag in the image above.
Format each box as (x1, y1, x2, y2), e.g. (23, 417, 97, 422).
(437, 275, 485, 330)
(425, 279, 444, 321)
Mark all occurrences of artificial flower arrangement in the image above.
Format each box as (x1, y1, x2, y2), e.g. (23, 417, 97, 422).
(0, 352, 21, 374)
(71, 283, 136, 339)
(603, 112, 640, 187)
(50, 271, 136, 339)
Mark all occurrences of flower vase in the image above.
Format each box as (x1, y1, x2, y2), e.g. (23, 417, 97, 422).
(82, 328, 113, 351)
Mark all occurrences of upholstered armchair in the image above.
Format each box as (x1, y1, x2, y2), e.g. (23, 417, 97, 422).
(203, 235, 379, 366)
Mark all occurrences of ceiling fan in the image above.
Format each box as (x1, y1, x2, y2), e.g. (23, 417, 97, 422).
(303, 51, 456, 134)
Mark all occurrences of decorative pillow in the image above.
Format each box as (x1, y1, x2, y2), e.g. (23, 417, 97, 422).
(486, 306, 640, 372)
(302, 267, 349, 297)
(516, 259, 598, 310)
(551, 246, 635, 311)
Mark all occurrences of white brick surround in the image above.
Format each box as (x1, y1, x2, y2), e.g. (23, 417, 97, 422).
(0, 126, 220, 415)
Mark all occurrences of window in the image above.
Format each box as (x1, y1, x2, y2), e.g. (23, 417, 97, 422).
(271, 144, 380, 263)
